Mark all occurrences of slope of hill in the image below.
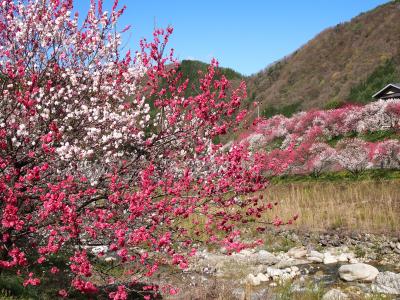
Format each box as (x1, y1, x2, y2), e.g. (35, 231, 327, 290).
(245, 1, 400, 118)
(173, 2, 400, 129)
(177, 60, 244, 98)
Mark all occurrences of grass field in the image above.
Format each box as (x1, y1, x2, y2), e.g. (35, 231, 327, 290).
(263, 179, 400, 233)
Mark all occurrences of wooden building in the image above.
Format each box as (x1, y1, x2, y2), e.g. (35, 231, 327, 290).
(372, 83, 400, 100)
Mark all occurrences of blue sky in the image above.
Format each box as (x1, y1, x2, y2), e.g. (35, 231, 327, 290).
(74, 0, 389, 76)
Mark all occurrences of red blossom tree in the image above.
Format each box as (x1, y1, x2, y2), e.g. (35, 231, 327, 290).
(0, 0, 283, 298)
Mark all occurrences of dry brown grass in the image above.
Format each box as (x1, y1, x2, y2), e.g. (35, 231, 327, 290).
(262, 180, 400, 233)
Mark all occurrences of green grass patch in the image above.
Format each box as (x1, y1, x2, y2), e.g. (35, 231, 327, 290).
(325, 131, 357, 147)
(359, 129, 399, 142)
(324, 98, 345, 110)
(263, 234, 299, 253)
(324, 129, 399, 146)
(273, 280, 325, 300)
(262, 101, 302, 119)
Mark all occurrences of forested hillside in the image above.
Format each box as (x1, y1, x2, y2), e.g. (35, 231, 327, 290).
(245, 1, 400, 118)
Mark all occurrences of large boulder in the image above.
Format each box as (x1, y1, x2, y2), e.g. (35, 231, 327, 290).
(266, 267, 284, 277)
(372, 271, 400, 295)
(287, 246, 307, 258)
(336, 253, 353, 262)
(273, 258, 310, 269)
(245, 273, 261, 286)
(322, 289, 349, 300)
(245, 273, 269, 286)
(338, 263, 379, 282)
(307, 250, 324, 263)
(323, 252, 338, 264)
(254, 250, 279, 265)
(256, 273, 270, 282)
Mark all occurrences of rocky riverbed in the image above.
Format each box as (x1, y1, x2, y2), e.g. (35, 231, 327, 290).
(88, 230, 400, 299)
(157, 231, 400, 299)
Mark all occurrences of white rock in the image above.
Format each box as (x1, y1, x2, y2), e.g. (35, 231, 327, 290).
(266, 267, 283, 277)
(338, 263, 379, 282)
(258, 249, 274, 257)
(287, 246, 307, 258)
(274, 258, 310, 268)
(372, 271, 400, 295)
(246, 273, 260, 286)
(291, 266, 299, 273)
(307, 250, 324, 261)
(255, 250, 279, 265)
(322, 288, 349, 300)
(308, 256, 323, 263)
(256, 273, 270, 282)
(336, 253, 350, 262)
(323, 253, 338, 264)
(309, 250, 324, 258)
(349, 257, 359, 264)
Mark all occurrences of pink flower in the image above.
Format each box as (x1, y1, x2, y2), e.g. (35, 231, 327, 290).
(23, 273, 40, 287)
(58, 289, 68, 298)
(109, 285, 127, 300)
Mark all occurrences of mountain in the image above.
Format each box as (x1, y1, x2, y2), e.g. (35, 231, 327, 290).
(176, 2, 400, 125)
(177, 60, 244, 98)
(245, 1, 400, 119)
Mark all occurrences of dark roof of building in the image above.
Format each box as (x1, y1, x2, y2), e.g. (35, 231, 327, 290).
(381, 92, 400, 99)
(372, 83, 400, 99)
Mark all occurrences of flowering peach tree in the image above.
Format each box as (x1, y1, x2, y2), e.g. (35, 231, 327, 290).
(247, 99, 400, 176)
(0, 0, 281, 298)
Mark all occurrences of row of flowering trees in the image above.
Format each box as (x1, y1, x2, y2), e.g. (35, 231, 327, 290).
(305, 138, 400, 175)
(243, 99, 400, 176)
(0, 0, 292, 299)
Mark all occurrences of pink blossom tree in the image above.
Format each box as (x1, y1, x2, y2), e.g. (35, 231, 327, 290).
(306, 143, 337, 177)
(336, 138, 370, 174)
(371, 140, 400, 169)
(0, 1, 279, 298)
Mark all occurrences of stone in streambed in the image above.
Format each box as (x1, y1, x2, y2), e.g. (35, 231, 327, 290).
(372, 271, 400, 295)
(287, 246, 307, 258)
(338, 263, 379, 282)
(323, 252, 338, 264)
(307, 250, 324, 263)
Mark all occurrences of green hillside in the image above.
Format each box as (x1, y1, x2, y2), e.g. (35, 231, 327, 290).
(177, 60, 244, 98)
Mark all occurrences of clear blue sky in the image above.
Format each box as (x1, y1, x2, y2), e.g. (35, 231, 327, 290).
(74, 0, 389, 76)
